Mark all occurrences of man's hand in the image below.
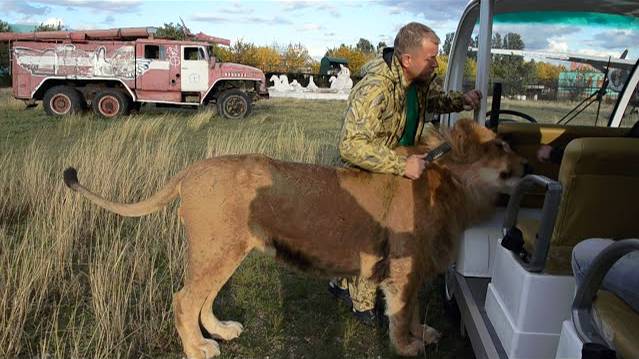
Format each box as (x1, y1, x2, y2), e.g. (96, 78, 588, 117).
(462, 89, 482, 110)
(537, 144, 553, 162)
(404, 154, 427, 180)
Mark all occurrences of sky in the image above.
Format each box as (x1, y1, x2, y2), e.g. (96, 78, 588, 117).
(2, 0, 638, 61)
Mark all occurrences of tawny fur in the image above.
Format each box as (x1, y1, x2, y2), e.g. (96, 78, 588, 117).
(63, 119, 526, 358)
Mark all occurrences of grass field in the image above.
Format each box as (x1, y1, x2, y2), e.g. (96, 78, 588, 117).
(0, 88, 474, 359)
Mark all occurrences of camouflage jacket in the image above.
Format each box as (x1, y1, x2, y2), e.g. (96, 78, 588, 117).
(339, 49, 465, 176)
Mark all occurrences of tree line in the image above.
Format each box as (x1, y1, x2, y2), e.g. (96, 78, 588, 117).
(0, 20, 568, 90)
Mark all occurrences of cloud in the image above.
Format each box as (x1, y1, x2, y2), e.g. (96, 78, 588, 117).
(104, 15, 115, 24)
(299, 23, 323, 31)
(278, 1, 341, 18)
(43, 17, 63, 26)
(387, 6, 402, 15)
(191, 14, 292, 26)
(592, 30, 639, 50)
(218, 3, 255, 15)
(547, 38, 568, 53)
(73, 23, 97, 30)
(1, 1, 50, 16)
(31, 0, 142, 13)
(378, 0, 468, 20)
(493, 24, 580, 50)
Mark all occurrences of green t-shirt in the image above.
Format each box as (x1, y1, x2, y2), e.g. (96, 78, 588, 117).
(399, 83, 418, 146)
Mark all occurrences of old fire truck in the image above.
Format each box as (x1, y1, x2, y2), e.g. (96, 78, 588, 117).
(0, 27, 269, 119)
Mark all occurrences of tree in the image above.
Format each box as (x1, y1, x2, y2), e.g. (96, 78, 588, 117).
(254, 46, 281, 73)
(283, 43, 311, 73)
(211, 44, 232, 62)
(377, 41, 387, 53)
(34, 22, 63, 32)
(490, 32, 533, 96)
(442, 32, 455, 55)
(231, 40, 258, 67)
(0, 20, 12, 86)
(491, 33, 502, 49)
(356, 38, 374, 54)
(155, 22, 187, 40)
(536, 62, 563, 85)
(0, 20, 11, 32)
(503, 33, 524, 50)
(467, 35, 478, 60)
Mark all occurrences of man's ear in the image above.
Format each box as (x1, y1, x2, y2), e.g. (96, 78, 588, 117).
(399, 53, 411, 68)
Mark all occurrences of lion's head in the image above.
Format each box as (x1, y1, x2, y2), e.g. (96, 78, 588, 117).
(424, 118, 528, 191)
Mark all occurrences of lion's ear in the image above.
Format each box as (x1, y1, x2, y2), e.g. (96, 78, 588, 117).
(473, 125, 496, 144)
(454, 118, 495, 144)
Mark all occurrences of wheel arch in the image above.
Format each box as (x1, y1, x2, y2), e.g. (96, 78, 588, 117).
(201, 78, 262, 104)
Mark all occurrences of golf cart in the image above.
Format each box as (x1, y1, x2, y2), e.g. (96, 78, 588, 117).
(439, 1, 639, 358)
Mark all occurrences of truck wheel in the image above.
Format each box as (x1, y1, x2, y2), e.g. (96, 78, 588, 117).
(43, 86, 83, 116)
(217, 89, 252, 119)
(93, 89, 131, 118)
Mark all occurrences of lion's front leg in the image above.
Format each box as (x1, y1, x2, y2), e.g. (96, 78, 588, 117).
(382, 286, 424, 357)
(409, 296, 441, 345)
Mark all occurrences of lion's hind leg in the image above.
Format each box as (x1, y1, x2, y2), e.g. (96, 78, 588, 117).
(174, 210, 252, 358)
(174, 289, 221, 359)
(174, 248, 249, 358)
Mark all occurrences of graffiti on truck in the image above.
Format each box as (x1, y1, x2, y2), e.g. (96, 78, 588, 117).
(14, 44, 136, 79)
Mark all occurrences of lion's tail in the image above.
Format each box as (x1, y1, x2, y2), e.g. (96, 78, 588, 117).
(63, 167, 188, 217)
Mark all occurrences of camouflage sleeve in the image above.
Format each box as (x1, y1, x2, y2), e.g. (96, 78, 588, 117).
(339, 82, 407, 176)
(424, 79, 465, 114)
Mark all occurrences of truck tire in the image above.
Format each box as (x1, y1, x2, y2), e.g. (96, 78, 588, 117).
(217, 89, 252, 119)
(93, 89, 131, 118)
(43, 86, 83, 116)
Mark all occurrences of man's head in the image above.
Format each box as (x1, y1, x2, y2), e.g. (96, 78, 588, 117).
(394, 22, 440, 83)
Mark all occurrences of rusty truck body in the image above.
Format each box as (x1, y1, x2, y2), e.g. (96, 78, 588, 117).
(0, 27, 268, 119)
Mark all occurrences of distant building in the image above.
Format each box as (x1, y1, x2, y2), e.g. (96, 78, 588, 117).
(558, 70, 609, 99)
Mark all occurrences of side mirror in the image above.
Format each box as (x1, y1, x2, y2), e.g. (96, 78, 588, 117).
(210, 56, 216, 68)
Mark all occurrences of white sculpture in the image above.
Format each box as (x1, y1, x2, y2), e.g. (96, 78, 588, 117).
(267, 67, 352, 100)
(328, 65, 353, 92)
(269, 74, 293, 92)
(305, 76, 319, 91)
(289, 79, 303, 92)
(329, 76, 337, 89)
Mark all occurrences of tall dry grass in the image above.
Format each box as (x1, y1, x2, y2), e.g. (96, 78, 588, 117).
(0, 110, 339, 358)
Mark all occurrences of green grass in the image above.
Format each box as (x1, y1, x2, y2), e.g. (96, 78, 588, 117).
(0, 88, 472, 359)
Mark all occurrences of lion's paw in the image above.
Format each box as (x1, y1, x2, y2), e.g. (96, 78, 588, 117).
(185, 338, 220, 359)
(395, 337, 424, 357)
(423, 326, 442, 344)
(212, 320, 244, 341)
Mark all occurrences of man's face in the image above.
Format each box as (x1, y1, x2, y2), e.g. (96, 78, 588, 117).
(401, 38, 439, 82)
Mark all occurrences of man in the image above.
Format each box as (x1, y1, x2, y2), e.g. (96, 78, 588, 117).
(329, 22, 482, 325)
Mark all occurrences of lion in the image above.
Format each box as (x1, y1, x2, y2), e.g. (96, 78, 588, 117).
(63, 119, 527, 358)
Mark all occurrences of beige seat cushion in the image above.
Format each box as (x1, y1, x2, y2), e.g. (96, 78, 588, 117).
(593, 290, 639, 359)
